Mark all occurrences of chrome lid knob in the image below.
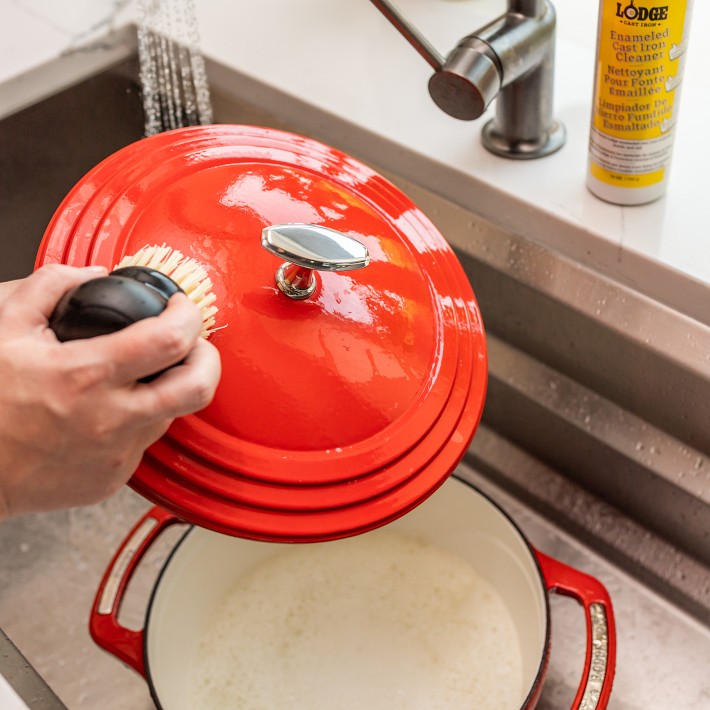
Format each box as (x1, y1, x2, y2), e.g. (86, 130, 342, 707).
(261, 223, 370, 299)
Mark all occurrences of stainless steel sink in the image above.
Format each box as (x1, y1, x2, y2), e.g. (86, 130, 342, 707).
(0, 34, 708, 709)
(0, 59, 144, 283)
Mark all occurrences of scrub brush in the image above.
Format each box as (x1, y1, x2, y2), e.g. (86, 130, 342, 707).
(49, 244, 219, 343)
(113, 244, 218, 337)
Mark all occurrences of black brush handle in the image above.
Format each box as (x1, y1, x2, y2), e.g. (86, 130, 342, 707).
(110, 266, 183, 300)
(48, 267, 183, 381)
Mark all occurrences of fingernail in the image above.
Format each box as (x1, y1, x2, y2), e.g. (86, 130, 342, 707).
(84, 265, 108, 273)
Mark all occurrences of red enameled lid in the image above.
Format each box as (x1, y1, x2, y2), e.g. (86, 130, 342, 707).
(37, 125, 487, 542)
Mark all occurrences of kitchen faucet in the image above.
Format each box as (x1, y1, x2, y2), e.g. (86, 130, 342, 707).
(369, 0, 565, 159)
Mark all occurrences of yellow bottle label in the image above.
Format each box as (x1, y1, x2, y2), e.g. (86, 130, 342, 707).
(589, 0, 691, 188)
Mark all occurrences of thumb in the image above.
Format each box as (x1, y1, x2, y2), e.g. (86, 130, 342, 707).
(2, 264, 109, 333)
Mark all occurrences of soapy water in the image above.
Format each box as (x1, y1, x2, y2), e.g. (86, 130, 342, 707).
(136, 0, 213, 136)
(188, 531, 524, 710)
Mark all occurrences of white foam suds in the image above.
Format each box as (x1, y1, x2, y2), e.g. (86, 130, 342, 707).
(188, 531, 523, 709)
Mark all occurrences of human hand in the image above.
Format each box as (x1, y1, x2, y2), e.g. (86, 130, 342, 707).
(0, 264, 221, 520)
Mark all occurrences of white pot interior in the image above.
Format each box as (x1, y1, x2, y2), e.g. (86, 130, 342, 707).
(145, 477, 548, 709)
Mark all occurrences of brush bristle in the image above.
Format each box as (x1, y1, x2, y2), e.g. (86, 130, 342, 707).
(114, 245, 219, 337)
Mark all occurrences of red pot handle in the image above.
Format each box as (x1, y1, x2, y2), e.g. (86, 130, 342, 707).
(535, 549, 617, 710)
(89, 506, 183, 677)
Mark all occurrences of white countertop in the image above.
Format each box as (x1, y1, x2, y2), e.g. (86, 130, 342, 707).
(1, 0, 709, 321)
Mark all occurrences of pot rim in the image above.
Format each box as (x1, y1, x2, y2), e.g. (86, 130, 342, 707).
(141, 474, 552, 710)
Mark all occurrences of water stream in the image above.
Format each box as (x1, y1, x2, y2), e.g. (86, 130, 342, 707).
(136, 0, 213, 136)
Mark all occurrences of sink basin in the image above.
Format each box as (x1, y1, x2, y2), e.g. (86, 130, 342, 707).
(0, 33, 708, 709)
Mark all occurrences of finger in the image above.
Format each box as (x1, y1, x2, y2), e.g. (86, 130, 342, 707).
(0, 278, 24, 302)
(130, 337, 221, 420)
(76, 292, 204, 384)
(3, 264, 108, 332)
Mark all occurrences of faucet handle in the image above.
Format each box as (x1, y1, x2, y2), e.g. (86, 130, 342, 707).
(428, 38, 502, 121)
(369, 0, 500, 120)
(261, 223, 370, 300)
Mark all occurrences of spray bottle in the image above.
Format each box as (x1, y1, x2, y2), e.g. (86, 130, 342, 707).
(587, 0, 694, 205)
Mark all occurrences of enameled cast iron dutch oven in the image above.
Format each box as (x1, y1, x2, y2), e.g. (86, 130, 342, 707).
(36, 125, 616, 708)
(89, 476, 616, 709)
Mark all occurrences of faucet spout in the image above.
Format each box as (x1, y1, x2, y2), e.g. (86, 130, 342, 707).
(370, 0, 565, 159)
